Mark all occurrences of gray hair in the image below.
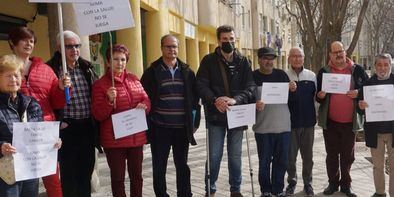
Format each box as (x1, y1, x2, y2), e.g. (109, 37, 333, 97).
(374, 53, 392, 66)
(56, 30, 81, 45)
(289, 47, 305, 57)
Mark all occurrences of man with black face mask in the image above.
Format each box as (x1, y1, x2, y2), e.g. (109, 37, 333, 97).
(196, 25, 256, 197)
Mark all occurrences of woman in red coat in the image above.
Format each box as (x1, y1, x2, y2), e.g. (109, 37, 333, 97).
(92, 44, 150, 197)
(8, 27, 70, 197)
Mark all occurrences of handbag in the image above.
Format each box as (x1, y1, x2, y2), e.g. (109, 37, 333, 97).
(0, 155, 15, 185)
(0, 111, 26, 185)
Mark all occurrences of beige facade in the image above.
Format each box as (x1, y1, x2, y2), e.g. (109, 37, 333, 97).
(0, 0, 297, 75)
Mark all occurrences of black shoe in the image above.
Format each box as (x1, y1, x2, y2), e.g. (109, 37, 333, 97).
(230, 192, 243, 197)
(371, 193, 386, 197)
(323, 184, 338, 195)
(304, 184, 314, 196)
(285, 184, 296, 195)
(340, 187, 357, 197)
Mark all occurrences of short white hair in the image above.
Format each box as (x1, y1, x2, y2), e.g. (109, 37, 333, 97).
(56, 30, 81, 45)
(289, 47, 305, 57)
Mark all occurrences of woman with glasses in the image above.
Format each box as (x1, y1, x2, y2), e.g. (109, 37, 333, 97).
(8, 26, 70, 197)
(0, 54, 61, 197)
(92, 44, 150, 197)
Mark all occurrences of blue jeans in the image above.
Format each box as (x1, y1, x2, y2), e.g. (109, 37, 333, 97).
(205, 124, 243, 193)
(255, 132, 290, 195)
(0, 178, 38, 197)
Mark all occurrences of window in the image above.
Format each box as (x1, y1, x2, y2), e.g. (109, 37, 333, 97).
(263, 16, 267, 32)
(241, 6, 245, 29)
(270, 19, 275, 34)
(0, 14, 27, 40)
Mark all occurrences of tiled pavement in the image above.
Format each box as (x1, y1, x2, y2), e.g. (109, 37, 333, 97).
(41, 118, 381, 197)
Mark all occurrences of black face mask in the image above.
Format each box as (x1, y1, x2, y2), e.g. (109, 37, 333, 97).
(221, 41, 235, 54)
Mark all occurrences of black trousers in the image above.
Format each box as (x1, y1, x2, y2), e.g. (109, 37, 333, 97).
(59, 118, 95, 197)
(150, 126, 192, 197)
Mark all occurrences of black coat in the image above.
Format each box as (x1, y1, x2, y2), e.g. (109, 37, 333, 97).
(0, 92, 43, 158)
(196, 48, 256, 126)
(141, 57, 201, 145)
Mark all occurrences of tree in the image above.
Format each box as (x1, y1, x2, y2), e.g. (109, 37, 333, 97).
(364, 0, 394, 56)
(283, 0, 370, 72)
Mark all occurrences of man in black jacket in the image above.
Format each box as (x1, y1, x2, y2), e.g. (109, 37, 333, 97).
(141, 34, 201, 197)
(47, 30, 98, 197)
(196, 25, 256, 197)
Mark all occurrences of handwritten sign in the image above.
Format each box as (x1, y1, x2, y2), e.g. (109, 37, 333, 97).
(364, 84, 394, 122)
(111, 108, 148, 139)
(226, 104, 256, 129)
(261, 82, 289, 104)
(12, 122, 60, 181)
(73, 0, 135, 36)
(322, 73, 351, 94)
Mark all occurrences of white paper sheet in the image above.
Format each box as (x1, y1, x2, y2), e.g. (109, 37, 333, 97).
(226, 104, 256, 129)
(73, 0, 135, 36)
(112, 108, 148, 139)
(261, 82, 289, 104)
(322, 73, 351, 94)
(363, 84, 394, 122)
(12, 122, 60, 181)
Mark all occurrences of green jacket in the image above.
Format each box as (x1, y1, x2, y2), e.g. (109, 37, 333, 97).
(316, 63, 368, 131)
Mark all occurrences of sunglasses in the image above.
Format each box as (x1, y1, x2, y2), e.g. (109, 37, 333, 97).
(65, 44, 82, 50)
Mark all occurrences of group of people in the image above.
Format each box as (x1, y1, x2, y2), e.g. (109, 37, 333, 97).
(0, 24, 393, 197)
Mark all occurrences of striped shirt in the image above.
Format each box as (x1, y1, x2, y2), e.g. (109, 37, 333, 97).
(153, 63, 185, 128)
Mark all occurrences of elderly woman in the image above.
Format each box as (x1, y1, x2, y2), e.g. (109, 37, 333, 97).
(0, 54, 61, 197)
(358, 53, 394, 197)
(8, 26, 69, 197)
(92, 44, 150, 197)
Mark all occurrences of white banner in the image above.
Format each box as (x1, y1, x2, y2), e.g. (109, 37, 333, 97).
(12, 122, 60, 181)
(364, 84, 394, 122)
(112, 108, 148, 139)
(226, 104, 256, 129)
(73, 0, 135, 36)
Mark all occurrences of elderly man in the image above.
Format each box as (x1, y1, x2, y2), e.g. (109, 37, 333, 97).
(358, 54, 394, 197)
(141, 34, 200, 197)
(196, 25, 255, 197)
(252, 47, 296, 197)
(285, 47, 316, 196)
(316, 41, 368, 197)
(47, 30, 98, 197)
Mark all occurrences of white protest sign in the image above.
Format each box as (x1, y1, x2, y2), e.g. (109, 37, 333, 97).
(29, 0, 93, 2)
(364, 84, 394, 122)
(112, 108, 148, 139)
(73, 0, 135, 36)
(322, 73, 351, 94)
(261, 82, 289, 104)
(12, 122, 60, 181)
(226, 104, 256, 129)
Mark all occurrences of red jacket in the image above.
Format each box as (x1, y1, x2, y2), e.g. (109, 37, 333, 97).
(92, 70, 151, 148)
(20, 56, 66, 121)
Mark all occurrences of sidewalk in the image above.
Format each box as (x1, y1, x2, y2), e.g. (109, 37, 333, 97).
(41, 121, 379, 196)
(92, 125, 377, 196)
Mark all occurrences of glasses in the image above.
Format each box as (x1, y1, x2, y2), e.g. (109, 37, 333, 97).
(290, 55, 304, 58)
(260, 56, 276, 60)
(162, 45, 178, 49)
(331, 50, 345, 55)
(65, 44, 81, 50)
